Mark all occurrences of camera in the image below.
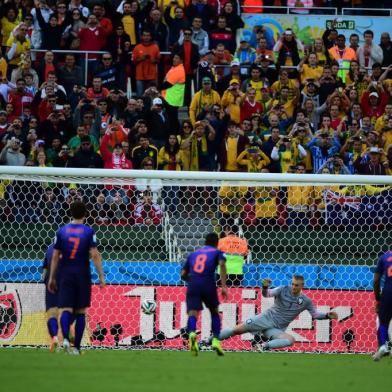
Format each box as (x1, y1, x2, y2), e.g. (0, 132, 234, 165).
(283, 137, 291, 143)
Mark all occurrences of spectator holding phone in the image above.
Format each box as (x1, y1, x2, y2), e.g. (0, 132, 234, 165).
(132, 30, 161, 96)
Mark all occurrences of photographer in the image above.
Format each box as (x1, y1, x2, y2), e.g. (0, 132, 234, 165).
(317, 153, 350, 175)
(271, 136, 307, 173)
(53, 144, 73, 167)
(236, 146, 270, 173)
(0, 137, 26, 166)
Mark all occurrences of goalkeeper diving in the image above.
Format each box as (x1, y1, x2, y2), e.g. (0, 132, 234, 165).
(219, 274, 338, 350)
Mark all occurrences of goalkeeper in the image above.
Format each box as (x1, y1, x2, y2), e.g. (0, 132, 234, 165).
(219, 274, 338, 350)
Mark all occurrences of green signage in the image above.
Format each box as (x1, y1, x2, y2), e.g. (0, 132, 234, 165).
(326, 20, 356, 30)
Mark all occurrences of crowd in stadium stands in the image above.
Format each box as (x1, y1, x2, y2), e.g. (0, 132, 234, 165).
(1, 0, 392, 227)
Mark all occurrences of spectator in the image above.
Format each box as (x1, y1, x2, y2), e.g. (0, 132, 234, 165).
(158, 134, 183, 171)
(271, 136, 307, 173)
(188, 120, 216, 171)
(62, 7, 85, 50)
(89, 192, 112, 225)
(10, 55, 39, 89)
(218, 121, 249, 172)
(235, 40, 257, 71)
(146, 97, 170, 148)
(355, 147, 388, 175)
(307, 132, 341, 173)
(6, 24, 31, 77)
(357, 30, 383, 70)
(178, 120, 193, 171)
(380, 32, 392, 68)
(241, 87, 263, 123)
(221, 79, 244, 124)
(349, 33, 360, 53)
(57, 54, 83, 96)
(94, 54, 121, 90)
(134, 190, 163, 225)
(68, 125, 99, 153)
(143, 9, 168, 52)
(131, 135, 159, 169)
(210, 16, 235, 54)
(52, 143, 73, 167)
(236, 146, 270, 172)
(185, 0, 214, 32)
(328, 34, 357, 83)
(189, 77, 221, 124)
(35, 7, 65, 50)
(39, 187, 61, 223)
(273, 29, 303, 72)
(172, 27, 200, 106)
(7, 78, 33, 116)
(78, 14, 107, 64)
(135, 157, 163, 202)
(179, 17, 209, 57)
(132, 30, 161, 96)
(100, 129, 133, 170)
(298, 52, 324, 85)
(92, 4, 113, 37)
(164, 5, 189, 50)
(70, 135, 104, 168)
(220, 1, 244, 37)
(87, 77, 110, 101)
(0, 137, 26, 166)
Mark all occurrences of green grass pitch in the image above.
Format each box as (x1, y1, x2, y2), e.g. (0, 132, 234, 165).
(2, 348, 391, 392)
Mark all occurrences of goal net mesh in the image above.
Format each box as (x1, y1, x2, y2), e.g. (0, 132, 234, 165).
(0, 169, 391, 353)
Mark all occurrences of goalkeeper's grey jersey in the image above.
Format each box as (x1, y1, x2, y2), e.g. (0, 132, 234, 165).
(263, 286, 317, 330)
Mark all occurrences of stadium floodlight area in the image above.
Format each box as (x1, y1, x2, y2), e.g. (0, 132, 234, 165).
(1, 166, 391, 353)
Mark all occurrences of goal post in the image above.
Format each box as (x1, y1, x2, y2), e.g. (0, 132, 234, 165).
(0, 166, 391, 352)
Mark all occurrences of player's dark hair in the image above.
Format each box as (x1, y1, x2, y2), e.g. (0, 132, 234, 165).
(293, 274, 305, 282)
(70, 200, 87, 219)
(205, 232, 219, 247)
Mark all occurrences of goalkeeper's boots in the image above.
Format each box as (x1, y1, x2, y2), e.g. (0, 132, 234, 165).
(49, 336, 58, 353)
(211, 338, 224, 356)
(68, 348, 81, 355)
(189, 332, 199, 356)
(372, 344, 389, 361)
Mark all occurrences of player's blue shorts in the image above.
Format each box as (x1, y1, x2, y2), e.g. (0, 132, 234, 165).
(186, 282, 219, 311)
(379, 291, 392, 325)
(45, 288, 58, 311)
(57, 272, 91, 309)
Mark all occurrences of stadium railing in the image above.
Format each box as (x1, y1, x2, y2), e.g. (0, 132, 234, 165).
(30, 49, 173, 86)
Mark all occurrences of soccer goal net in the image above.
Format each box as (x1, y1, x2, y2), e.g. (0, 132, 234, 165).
(0, 167, 391, 353)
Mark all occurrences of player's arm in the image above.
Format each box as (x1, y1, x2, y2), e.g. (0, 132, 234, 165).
(261, 278, 283, 298)
(307, 300, 338, 320)
(180, 258, 190, 281)
(219, 258, 228, 300)
(42, 268, 48, 282)
(90, 247, 105, 288)
(373, 271, 382, 312)
(48, 249, 61, 293)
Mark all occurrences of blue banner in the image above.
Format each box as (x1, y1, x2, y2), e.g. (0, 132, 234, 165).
(0, 260, 374, 290)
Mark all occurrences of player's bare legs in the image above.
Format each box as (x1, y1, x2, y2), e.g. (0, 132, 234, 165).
(187, 310, 199, 356)
(46, 307, 59, 352)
